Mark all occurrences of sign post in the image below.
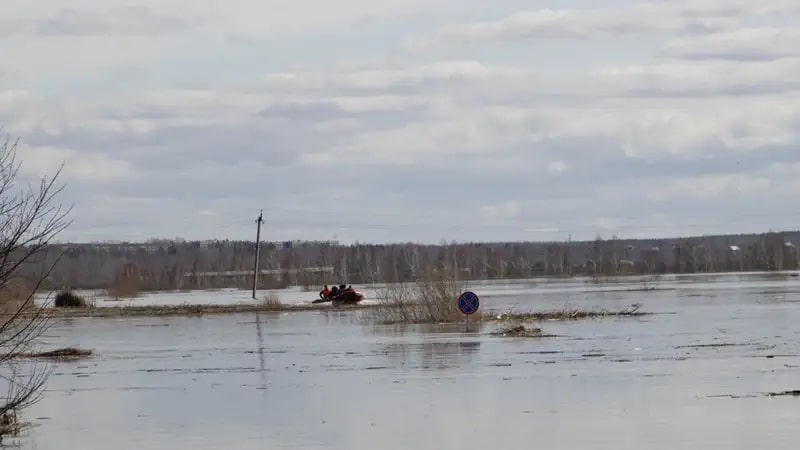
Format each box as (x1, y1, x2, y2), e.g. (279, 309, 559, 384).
(457, 291, 480, 330)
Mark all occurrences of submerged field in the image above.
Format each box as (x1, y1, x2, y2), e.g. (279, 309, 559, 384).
(14, 272, 800, 449)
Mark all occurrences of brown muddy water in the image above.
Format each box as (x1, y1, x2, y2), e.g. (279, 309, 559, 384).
(14, 273, 800, 449)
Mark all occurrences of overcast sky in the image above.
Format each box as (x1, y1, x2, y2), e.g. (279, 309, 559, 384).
(3, 0, 800, 244)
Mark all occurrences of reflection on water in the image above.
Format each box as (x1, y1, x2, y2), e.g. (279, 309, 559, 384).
(378, 340, 482, 371)
(253, 311, 267, 390)
(367, 321, 486, 337)
(12, 274, 800, 449)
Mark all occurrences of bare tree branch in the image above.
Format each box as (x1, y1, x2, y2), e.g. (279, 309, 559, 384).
(0, 130, 71, 441)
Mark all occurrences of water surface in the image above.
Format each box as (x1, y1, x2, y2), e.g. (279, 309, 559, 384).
(18, 273, 800, 449)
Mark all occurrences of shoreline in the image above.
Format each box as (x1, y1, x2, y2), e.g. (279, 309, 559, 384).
(36, 302, 376, 318)
(25, 268, 797, 321)
(22, 302, 652, 322)
(37, 269, 800, 299)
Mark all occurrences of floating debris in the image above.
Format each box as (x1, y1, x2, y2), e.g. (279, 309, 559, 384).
(674, 343, 750, 349)
(767, 390, 800, 397)
(709, 390, 800, 399)
(490, 325, 557, 338)
(16, 348, 93, 361)
(490, 304, 649, 323)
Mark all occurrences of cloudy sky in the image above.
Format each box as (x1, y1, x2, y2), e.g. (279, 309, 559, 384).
(3, 0, 800, 244)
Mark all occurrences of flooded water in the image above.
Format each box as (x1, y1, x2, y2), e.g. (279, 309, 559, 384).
(17, 273, 800, 449)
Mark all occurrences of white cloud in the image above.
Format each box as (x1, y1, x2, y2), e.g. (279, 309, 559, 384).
(404, 0, 800, 66)
(406, 1, 781, 49)
(480, 201, 521, 221)
(647, 173, 773, 202)
(592, 59, 800, 96)
(2, 0, 800, 243)
(662, 28, 800, 61)
(547, 161, 567, 174)
(594, 217, 619, 231)
(19, 145, 133, 183)
(260, 61, 529, 94)
(337, 106, 537, 165)
(28, 6, 191, 37)
(617, 103, 800, 157)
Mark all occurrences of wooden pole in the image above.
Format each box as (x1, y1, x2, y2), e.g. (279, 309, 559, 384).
(252, 209, 263, 299)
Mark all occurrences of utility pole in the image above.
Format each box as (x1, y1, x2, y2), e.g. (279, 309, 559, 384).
(252, 209, 264, 299)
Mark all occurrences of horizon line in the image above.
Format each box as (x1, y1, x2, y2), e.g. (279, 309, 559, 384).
(48, 227, 800, 247)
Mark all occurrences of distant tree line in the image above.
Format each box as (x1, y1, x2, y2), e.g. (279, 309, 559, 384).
(20, 230, 800, 293)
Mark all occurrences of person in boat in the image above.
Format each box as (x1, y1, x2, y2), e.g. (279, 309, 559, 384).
(319, 285, 330, 299)
(339, 284, 347, 292)
(329, 285, 340, 298)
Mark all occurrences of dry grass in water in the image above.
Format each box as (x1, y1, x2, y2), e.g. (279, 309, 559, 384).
(0, 278, 38, 317)
(490, 325, 554, 338)
(365, 268, 470, 325)
(40, 301, 375, 318)
(106, 275, 141, 300)
(0, 410, 27, 444)
(34, 293, 650, 322)
(260, 292, 285, 311)
(488, 303, 648, 322)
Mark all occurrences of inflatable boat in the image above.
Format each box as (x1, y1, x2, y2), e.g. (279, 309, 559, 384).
(312, 288, 365, 306)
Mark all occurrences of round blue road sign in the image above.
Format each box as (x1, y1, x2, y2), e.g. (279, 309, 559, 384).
(457, 291, 479, 315)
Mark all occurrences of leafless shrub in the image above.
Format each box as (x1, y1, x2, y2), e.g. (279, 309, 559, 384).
(0, 130, 71, 442)
(260, 292, 284, 311)
(298, 272, 314, 292)
(0, 279, 37, 316)
(0, 409, 25, 443)
(106, 280, 140, 300)
(366, 265, 470, 325)
(106, 265, 141, 299)
(53, 290, 86, 308)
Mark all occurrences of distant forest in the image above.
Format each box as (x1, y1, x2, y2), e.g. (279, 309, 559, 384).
(22, 229, 800, 293)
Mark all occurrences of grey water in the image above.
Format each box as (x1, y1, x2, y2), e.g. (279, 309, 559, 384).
(16, 273, 800, 449)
